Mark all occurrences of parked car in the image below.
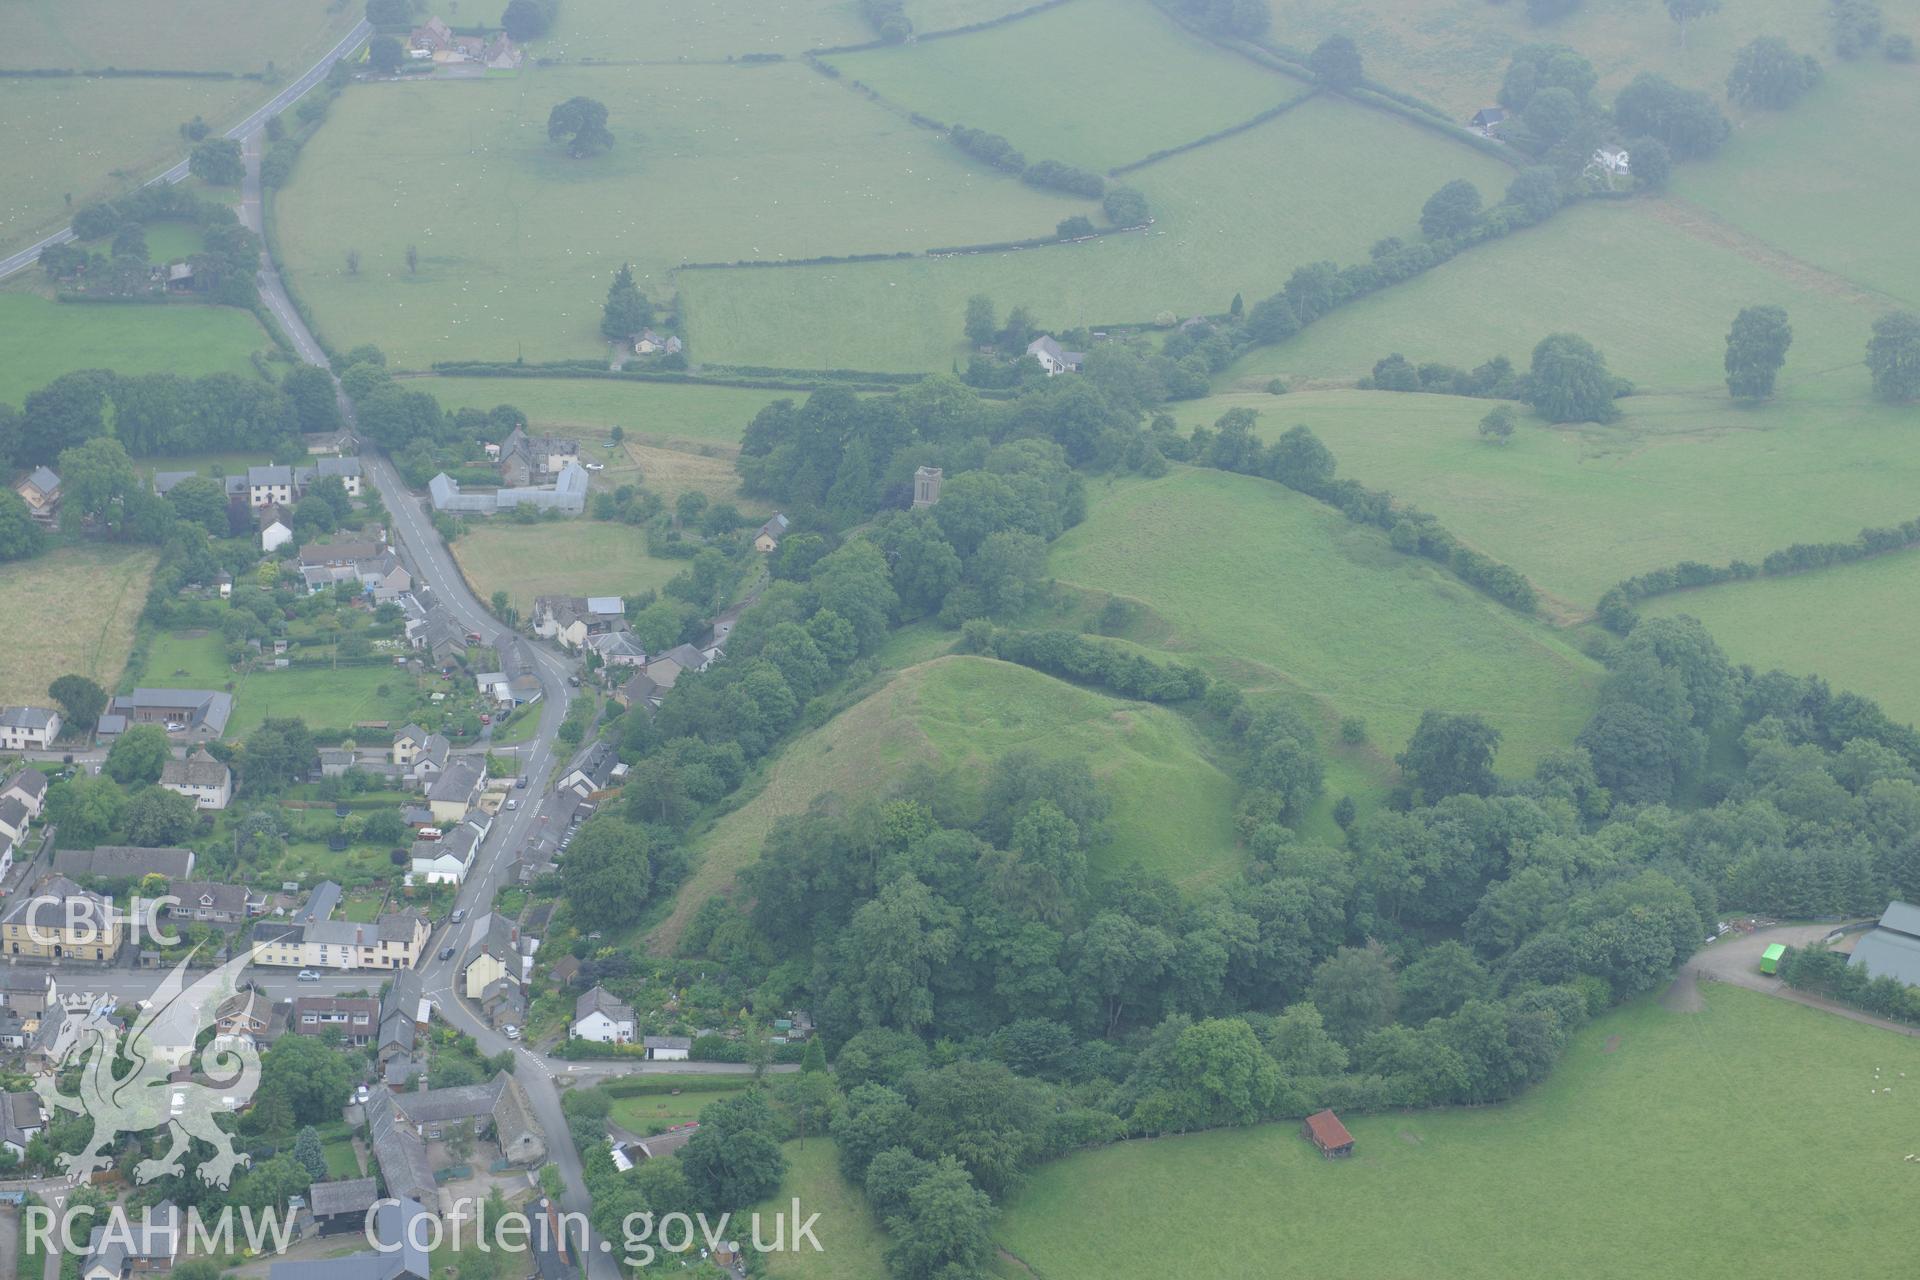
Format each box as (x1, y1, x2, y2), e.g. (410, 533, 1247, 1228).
(354, 1085, 370, 1104)
(451, 908, 467, 924)
(584, 462, 605, 472)
(503, 1025, 522, 1040)
(297, 970, 320, 982)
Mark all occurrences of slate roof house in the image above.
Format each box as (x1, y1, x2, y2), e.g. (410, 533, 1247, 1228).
(572, 985, 636, 1043)
(293, 995, 379, 1045)
(1025, 334, 1085, 376)
(271, 1199, 430, 1280)
(753, 512, 790, 553)
(1, 768, 49, 819)
(0, 1090, 44, 1157)
(159, 749, 232, 810)
(55, 845, 197, 882)
(0, 706, 61, 751)
(82, 1201, 179, 1280)
(164, 881, 265, 925)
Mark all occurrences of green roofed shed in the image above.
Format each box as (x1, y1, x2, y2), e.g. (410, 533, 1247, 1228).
(1760, 943, 1786, 975)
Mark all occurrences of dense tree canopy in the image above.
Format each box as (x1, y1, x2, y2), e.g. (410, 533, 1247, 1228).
(547, 96, 613, 158)
(1724, 305, 1793, 400)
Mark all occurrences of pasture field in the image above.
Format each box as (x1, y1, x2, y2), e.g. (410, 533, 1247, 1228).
(1262, 0, 1828, 118)
(533, 0, 871, 62)
(1642, 552, 1920, 727)
(997, 986, 1920, 1280)
(904, 0, 1044, 30)
(0, 544, 157, 707)
(1048, 469, 1600, 771)
(403, 376, 785, 447)
(1221, 200, 1883, 393)
(0, 75, 254, 255)
(827, 0, 1297, 170)
(0, 294, 272, 408)
(1676, 60, 1920, 309)
(449, 521, 689, 615)
(139, 629, 423, 738)
(752, 1139, 889, 1280)
(680, 92, 1513, 371)
(1170, 388, 1920, 611)
(650, 655, 1245, 951)
(0, 0, 356, 254)
(274, 63, 1090, 366)
(0, 0, 355, 73)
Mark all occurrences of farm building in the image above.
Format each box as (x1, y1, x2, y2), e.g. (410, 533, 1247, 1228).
(1849, 901, 1920, 987)
(1303, 1109, 1355, 1159)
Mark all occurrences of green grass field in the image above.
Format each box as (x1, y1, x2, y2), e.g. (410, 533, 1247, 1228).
(680, 92, 1513, 371)
(651, 654, 1244, 950)
(0, 293, 272, 407)
(140, 629, 425, 738)
(610, 1086, 746, 1134)
(1262, 0, 1829, 118)
(1049, 469, 1600, 771)
(533, 0, 872, 62)
(449, 521, 690, 615)
(1221, 200, 1883, 394)
(1675, 59, 1920, 309)
(752, 1138, 889, 1280)
(0, 544, 157, 706)
(405, 376, 781, 447)
(997, 986, 1920, 1279)
(1167, 388, 1920, 612)
(828, 0, 1297, 171)
(0, 0, 357, 254)
(275, 62, 1091, 365)
(1642, 551, 1920, 728)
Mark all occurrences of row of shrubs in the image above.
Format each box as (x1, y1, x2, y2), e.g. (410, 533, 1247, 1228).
(960, 625, 1211, 703)
(0, 67, 261, 79)
(676, 250, 915, 270)
(1110, 89, 1319, 176)
(1595, 514, 1920, 631)
(1780, 945, 1920, 1026)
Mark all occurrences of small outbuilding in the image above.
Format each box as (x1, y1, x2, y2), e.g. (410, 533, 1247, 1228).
(1759, 942, 1787, 975)
(1302, 1108, 1355, 1159)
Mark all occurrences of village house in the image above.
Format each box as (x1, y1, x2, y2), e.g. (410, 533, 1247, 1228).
(557, 742, 623, 799)
(1, 875, 119, 960)
(1025, 334, 1085, 376)
(531, 595, 627, 650)
(1470, 105, 1507, 134)
(370, 1072, 546, 1172)
(213, 988, 281, 1044)
(243, 465, 297, 509)
(248, 910, 430, 972)
(0, 1090, 45, 1157)
(0, 797, 29, 847)
(164, 881, 265, 926)
(497, 427, 581, 487)
(1588, 146, 1631, 178)
(408, 734, 451, 790)
(572, 985, 636, 1043)
(427, 758, 485, 823)
(15, 466, 62, 527)
(612, 1124, 698, 1169)
(55, 845, 197, 883)
(103, 688, 233, 740)
(82, 1201, 179, 1280)
(0, 968, 55, 1018)
(292, 995, 379, 1045)
(615, 668, 663, 712)
(643, 642, 711, 691)
(753, 512, 790, 553)
(0, 706, 61, 751)
(633, 329, 682, 356)
(411, 818, 484, 885)
(391, 723, 431, 767)
(159, 748, 232, 810)
(378, 970, 429, 1064)
(461, 912, 531, 1004)
(587, 628, 648, 667)
(2, 768, 49, 821)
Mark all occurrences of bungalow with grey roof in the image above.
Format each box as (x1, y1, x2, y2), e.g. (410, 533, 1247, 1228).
(55, 845, 197, 882)
(165, 881, 264, 925)
(107, 688, 232, 738)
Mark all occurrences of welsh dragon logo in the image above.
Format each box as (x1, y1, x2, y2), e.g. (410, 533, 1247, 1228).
(34, 948, 261, 1187)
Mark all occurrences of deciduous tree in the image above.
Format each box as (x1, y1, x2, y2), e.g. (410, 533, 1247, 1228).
(1724, 305, 1793, 399)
